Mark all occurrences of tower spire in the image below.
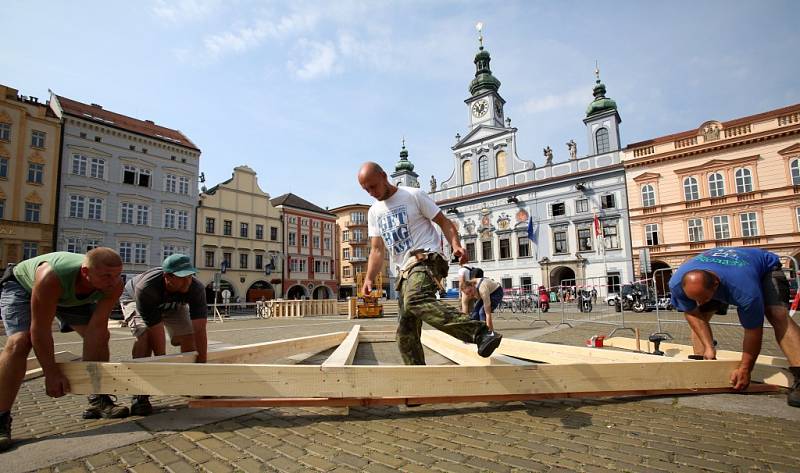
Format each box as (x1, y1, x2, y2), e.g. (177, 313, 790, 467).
(468, 22, 501, 96)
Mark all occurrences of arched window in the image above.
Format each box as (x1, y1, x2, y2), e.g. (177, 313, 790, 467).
(735, 168, 753, 194)
(791, 158, 800, 186)
(683, 177, 699, 201)
(495, 151, 507, 177)
(478, 156, 489, 181)
(641, 184, 656, 208)
(595, 128, 610, 154)
(462, 160, 473, 183)
(708, 172, 725, 197)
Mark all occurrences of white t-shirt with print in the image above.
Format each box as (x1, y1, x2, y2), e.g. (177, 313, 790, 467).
(368, 186, 443, 275)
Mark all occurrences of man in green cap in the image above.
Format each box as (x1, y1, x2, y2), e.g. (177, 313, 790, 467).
(0, 248, 128, 452)
(120, 253, 208, 415)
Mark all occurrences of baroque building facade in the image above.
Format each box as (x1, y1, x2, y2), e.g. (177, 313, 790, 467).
(270, 193, 337, 299)
(196, 166, 283, 303)
(50, 94, 200, 280)
(430, 39, 633, 294)
(329, 203, 390, 299)
(622, 103, 800, 290)
(0, 84, 62, 265)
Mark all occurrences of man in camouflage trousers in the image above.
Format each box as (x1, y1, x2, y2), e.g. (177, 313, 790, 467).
(358, 162, 502, 365)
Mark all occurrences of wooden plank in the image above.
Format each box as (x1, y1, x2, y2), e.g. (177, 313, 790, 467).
(496, 338, 683, 364)
(420, 330, 530, 366)
(358, 331, 396, 343)
(187, 384, 781, 408)
(605, 337, 792, 387)
(322, 325, 360, 367)
(131, 332, 348, 364)
(59, 358, 744, 397)
(24, 352, 82, 381)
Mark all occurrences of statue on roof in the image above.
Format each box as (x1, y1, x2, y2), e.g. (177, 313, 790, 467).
(567, 140, 577, 160)
(430, 175, 437, 193)
(543, 146, 553, 165)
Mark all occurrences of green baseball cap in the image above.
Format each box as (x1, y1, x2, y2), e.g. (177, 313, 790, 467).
(162, 254, 197, 277)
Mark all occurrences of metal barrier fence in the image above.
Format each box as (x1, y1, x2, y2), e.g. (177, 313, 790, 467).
(553, 278, 635, 337)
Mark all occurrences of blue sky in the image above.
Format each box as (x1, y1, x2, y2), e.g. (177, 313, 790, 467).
(3, 0, 799, 208)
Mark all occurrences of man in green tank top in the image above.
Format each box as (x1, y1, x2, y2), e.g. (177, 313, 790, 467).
(0, 248, 128, 451)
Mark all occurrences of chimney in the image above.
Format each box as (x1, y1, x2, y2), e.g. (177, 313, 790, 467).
(145, 120, 155, 124)
(90, 103, 103, 109)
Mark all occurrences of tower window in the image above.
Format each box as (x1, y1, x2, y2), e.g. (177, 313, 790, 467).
(595, 128, 610, 154)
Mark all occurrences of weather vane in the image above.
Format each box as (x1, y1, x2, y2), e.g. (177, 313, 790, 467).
(595, 60, 600, 81)
(476, 21, 484, 48)
(401, 136, 405, 148)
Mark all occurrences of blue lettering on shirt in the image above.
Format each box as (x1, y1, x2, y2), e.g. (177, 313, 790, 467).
(378, 206, 412, 256)
(668, 247, 780, 328)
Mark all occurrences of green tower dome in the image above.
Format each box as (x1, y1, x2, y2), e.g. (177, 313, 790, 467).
(469, 46, 501, 96)
(586, 78, 617, 117)
(395, 143, 414, 172)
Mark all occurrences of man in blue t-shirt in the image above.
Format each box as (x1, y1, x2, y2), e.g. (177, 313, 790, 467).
(669, 247, 800, 407)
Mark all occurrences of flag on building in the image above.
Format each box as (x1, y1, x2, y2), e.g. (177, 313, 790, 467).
(527, 216, 539, 258)
(594, 213, 604, 255)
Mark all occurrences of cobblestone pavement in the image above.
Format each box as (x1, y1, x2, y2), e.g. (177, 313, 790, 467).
(1, 311, 799, 472)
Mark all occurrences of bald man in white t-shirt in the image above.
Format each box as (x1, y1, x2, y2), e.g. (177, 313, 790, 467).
(357, 162, 502, 364)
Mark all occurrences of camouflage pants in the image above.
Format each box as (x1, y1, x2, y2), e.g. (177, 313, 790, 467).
(397, 266, 487, 365)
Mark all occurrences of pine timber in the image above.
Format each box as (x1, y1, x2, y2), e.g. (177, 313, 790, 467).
(58, 359, 746, 397)
(321, 325, 360, 367)
(496, 338, 683, 364)
(187, 384, 781, 408)
(131, 332, 348, 364)
(605, 337, 792, 387)
(420, 330, 532, 365)
(357, 330, 396, 343)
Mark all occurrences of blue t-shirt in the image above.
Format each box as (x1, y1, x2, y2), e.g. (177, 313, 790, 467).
(668, 248, 780, 329)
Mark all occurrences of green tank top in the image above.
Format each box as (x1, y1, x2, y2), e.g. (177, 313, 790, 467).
(12, 252, 106, 307)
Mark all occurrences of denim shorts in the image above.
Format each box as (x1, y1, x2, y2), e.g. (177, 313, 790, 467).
(0, 280, 95, 336)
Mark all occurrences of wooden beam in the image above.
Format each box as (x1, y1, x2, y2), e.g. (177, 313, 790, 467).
(358, 330, 396, 343)
(187, 384, 781, 408)
(59, 358, 745, 397)
(605, 337, 792, 387)
(420, 330, 530, 365)
(496, 338, 683, 364)
(322, 325, 360, 367)
(131, 332, 348, 364)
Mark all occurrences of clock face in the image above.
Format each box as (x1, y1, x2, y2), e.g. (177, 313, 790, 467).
(471, 99, 488, 118)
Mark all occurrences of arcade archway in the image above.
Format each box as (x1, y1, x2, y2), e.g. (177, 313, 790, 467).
(286, 285, 307, 300)
(550, 266, 576, 287)
(312, 285, 332, 299)
(246, 280, 275, 302)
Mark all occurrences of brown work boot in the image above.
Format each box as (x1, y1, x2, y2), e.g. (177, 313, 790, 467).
(0, 411, 12, 452)
(130, 395, 153, 416)
(788, 367, 800, 408)
(83, 394, 130, 419)
(476, 328, 503, 358)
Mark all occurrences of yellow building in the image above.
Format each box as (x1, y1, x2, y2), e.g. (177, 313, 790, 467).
(622, 103, 800, 288)
(0, 85, 62, 265)
(329, 203, 390, 299)
(196, 166, 282, 302)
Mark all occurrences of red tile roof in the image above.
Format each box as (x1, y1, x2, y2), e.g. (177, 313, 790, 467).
(56, 95, 200, 151)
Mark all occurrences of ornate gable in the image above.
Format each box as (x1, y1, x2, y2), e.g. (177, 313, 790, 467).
(632, 172, 661, 183)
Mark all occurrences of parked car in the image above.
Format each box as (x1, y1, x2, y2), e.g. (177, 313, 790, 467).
(606, 293, 618, 306)
(444, 287, 460, 299)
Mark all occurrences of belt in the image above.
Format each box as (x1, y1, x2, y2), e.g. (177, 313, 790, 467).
(396, 251, 445, 292)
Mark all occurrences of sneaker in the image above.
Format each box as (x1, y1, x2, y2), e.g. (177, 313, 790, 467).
(0, 412, 12, 452)
(130, 395, 153, 416)
(788, 367, 800, 408)
(477, 330, 503, 358)
(83, 395, 130, 419)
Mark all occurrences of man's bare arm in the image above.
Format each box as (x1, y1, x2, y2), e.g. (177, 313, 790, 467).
(432, 212, 466, 264)
(362, 237, 386, 294)
(29, 265, 69, 397)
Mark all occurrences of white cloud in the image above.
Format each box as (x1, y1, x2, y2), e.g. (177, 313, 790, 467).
(287, 39, 338, 80)
(521, 86, 587, 114)
(151, 0, 220, 24)
(203, 10, 320, 58)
